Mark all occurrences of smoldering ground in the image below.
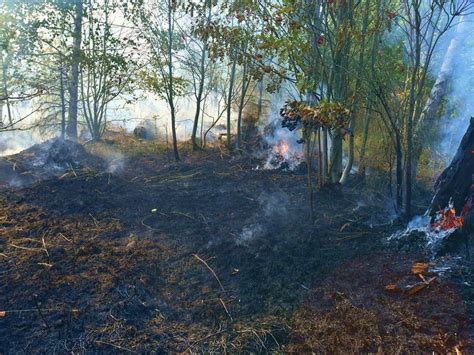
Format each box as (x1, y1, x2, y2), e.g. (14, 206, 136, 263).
(1, 136, 474, 352)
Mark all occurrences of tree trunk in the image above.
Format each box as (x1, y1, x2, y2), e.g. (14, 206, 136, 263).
(305, 130, 315, 218)
(322, 127, 328, 183)
(2, 62, 12, 125)
(404, 1, 422, 219)
(191, 4, 211, 151)
(329, 131, 343, 183)
(395, 136, 403, 209)
(226, 57, 237, 150)
(192, 43, 206, 151)
(340, 0, 370, 185)
(59, 60, 66, 139)
(167, 3, 180, 161)
(428, 117, 474, 217)
(317, 128, 323, 188)
(236, 62, 248, 150)
(361, 0, 382, 178)
(257, 80, 264, 121)
(358, 99, 372, 176)
(340, 129, 354, 184)
(330, 0, 353, 184)
(66, 0, 83, 141)
(200, 95, 207, 144)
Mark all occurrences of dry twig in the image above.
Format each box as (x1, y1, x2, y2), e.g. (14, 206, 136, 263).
(192, 254, 225, 293)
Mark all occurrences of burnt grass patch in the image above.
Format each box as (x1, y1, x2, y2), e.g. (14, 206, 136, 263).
(0, 146, 473, 353)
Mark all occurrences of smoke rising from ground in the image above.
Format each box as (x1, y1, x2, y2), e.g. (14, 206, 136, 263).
(105, 151, 127, 174)
(237, 191, 290, 246)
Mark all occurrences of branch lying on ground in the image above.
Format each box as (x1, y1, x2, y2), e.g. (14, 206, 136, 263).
(192, 253, 225, 293)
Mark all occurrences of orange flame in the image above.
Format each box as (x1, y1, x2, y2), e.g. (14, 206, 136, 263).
(274, 141, 290, 161)
(431, 197, 472, 231)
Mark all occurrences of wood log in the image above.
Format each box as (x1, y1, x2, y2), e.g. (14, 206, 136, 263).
(428, 117, 474, 218)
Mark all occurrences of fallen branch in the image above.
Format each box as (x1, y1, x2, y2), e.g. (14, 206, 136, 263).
(219, 298, 233, 321)
(9, 244, 44, 252)
(406, 276, 437, 296)
(95, 340, 137, 353)
(58, 233, 72, 243)
(192, 254, 225, 293)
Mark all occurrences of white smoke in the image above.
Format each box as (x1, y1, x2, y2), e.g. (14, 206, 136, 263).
(105, 151, 127, 174)
(433, 16, 474, 162)
(237, 191, 289, 245)
(262, 87, 304, 170)
(0, 130, 42, 157)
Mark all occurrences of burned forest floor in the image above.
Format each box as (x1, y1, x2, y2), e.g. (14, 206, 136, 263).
(1, 136, 473, 353)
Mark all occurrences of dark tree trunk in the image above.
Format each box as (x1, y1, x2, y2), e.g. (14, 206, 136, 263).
(60, 59, 66, 139)
(428, 117, 474, 217)
(167, 3, 180, 161)
(226, 57, 237, 150)
(2, 62, 12, 125)
(192, 45, 206, 151)
(236, 62, 249, 150)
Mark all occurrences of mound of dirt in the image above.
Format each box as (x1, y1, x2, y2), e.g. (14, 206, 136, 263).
(0, 138, 104, 188)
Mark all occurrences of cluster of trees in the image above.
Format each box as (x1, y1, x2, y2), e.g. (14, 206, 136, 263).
(0, 0, 472, 217)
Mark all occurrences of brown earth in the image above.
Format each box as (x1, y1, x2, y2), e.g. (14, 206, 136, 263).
(0, 138, 473, 353)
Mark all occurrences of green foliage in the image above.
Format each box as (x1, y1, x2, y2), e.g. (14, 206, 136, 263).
(139, 70, 187, 100)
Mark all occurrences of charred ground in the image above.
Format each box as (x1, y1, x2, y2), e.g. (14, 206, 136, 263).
(0, 137, 473, 353)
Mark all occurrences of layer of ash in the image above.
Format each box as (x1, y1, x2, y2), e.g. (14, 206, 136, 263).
(390, 117, 474, 253)
(0, 138, 104, 188)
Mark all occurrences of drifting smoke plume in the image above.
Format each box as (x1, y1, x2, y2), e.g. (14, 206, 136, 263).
(0, 130, 41, 157)
(432, 17, 474, 163)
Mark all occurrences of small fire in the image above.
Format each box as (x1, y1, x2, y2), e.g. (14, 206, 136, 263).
(431, 197, 472, 231)
(264, 139, 304, 170)
(274, 141, 289, 161)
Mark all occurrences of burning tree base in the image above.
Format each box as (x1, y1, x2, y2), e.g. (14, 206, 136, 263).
(392, 118, 474, 255)
(428, 117, 474, 227)
(389, 220, 469, 257)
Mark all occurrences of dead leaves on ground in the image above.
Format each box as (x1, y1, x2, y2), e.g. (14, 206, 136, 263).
(385, 262, 437, 296)
(411, 262, 429, 275)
